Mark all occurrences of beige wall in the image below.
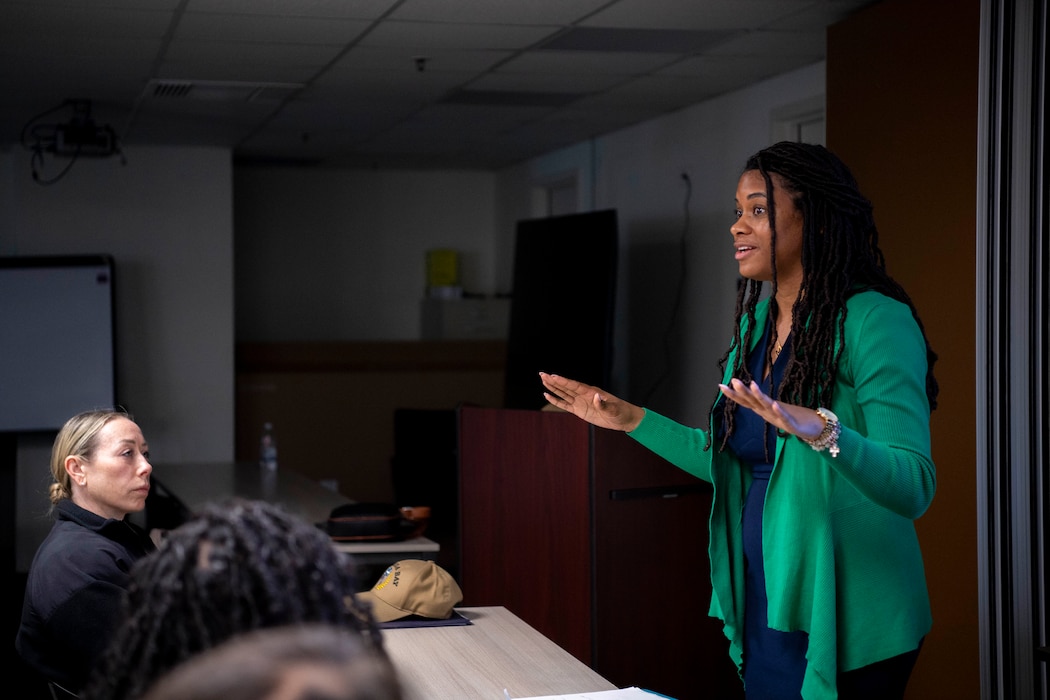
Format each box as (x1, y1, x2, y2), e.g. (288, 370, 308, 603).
(827, 0, 981, 697)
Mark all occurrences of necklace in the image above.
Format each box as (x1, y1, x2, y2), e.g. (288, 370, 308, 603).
(771, 339, 783, 362)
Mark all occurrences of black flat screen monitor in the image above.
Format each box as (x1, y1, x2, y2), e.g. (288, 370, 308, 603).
(504, 210, 617, 410)
(0, 255, 116, 432)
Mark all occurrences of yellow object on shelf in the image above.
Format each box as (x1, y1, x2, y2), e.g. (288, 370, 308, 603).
(426, 249, 459, 288)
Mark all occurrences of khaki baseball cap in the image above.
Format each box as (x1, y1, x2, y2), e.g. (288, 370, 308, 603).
(357, 560, 463, 622)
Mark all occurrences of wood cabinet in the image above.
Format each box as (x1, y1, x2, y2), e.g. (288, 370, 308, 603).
(458, 406, 742, 700)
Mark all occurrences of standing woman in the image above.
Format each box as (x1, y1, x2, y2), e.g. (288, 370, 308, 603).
(15, 409, 156, 695)
(541, 141, 938, 700)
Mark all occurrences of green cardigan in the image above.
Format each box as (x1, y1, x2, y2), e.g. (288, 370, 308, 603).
(629, 290, 934, 699)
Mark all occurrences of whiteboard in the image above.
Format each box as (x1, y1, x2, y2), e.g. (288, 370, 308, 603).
(0, 256, 116, 432)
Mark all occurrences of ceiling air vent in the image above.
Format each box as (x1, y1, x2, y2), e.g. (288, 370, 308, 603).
(143, 80, 303, 102)
(149, 80, 195, 99)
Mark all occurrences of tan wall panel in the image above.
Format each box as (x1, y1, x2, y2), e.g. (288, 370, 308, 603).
(827, 0, 981, 697)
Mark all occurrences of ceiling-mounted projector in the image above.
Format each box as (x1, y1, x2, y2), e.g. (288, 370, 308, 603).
(22, 98, 125, 184)
(54, 120, 119, 157)
(22, 98, 121, 158)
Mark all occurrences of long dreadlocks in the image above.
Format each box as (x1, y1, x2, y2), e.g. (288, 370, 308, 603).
(80, 498, 384, 700)
(711, 141, 939, 450)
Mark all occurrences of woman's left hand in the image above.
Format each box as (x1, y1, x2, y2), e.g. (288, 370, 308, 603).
(718, 378, 826, 441)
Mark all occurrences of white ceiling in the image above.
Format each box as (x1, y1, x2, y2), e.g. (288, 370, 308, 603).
(0, 0, 877, 170)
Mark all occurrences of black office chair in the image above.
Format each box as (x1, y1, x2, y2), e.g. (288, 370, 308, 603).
(145, 476, 191, 531)
(391, 408, 459, 579)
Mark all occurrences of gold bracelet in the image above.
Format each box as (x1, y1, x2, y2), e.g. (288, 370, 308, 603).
(801, 407, 841, 457)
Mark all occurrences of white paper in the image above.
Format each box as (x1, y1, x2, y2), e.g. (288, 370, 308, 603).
(509, 688, 669, 700)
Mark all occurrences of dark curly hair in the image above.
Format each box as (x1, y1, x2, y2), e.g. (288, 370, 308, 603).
(81, 498, 384, 700)
(712, 141, 939, 450)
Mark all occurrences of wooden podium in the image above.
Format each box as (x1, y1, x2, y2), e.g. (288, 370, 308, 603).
(458, 406, 742, 700)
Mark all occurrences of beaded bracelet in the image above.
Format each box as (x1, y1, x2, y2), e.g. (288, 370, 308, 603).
(802, 407, 841, 457)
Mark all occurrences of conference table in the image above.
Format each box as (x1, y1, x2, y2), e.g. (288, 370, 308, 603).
(151, 467, 627, 697)
(381, 606, 619, 700)
(151, 461, 352, 526)
(150, 462, 439, 582)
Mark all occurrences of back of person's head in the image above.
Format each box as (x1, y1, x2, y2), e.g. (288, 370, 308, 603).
(139, 624, 402, 700)
(81, 498, 383, 700)
(49, 408, 132, 505)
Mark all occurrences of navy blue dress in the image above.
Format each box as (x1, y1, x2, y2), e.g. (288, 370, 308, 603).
(724, 327, 809, 699)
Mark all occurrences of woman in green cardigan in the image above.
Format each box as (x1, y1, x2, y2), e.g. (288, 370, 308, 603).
(540, 141, 938, 700)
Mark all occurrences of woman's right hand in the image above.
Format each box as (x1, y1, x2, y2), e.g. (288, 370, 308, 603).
(539, 372, 644, 432)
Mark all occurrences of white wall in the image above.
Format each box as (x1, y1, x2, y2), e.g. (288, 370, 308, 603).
(1, 146, 234, 568)
(233, 167, 498, 342)
(1, 145, 235, 462)
(495, 62, 826, 426)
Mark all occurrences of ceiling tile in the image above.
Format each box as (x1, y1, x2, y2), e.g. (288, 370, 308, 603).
(498, 49, 683, 76)
(707, 29, 827, 59)
(174, 12, 372, 44)
(185, 0, 400, 20)
(0, 4, 174, 38)
(163, 40, 346, 69)
(360, 20, 559, 51)
(540, 27, 735, 53)
(387, 0, 613, 26)
(325, 46, 514, 77)
(467, 71, 628, 94)
(581, 0, 818, 31)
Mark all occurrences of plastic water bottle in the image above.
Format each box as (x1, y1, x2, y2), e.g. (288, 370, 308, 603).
(259, 422, 278, 472)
